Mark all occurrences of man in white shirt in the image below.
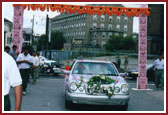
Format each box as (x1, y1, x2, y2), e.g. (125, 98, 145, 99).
(31, 52, 40, 84)
(153, 54, 164, 90)
(36, 53, 41, 78)
(4, 52, 22, 111)
(16, 47, 33, 95)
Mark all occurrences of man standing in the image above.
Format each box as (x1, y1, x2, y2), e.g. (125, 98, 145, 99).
(4, 52, 22, 111)
(9, 45, 18, 60)
(124, 56, 128, 72)
(16, 47, 33, 95)
(31, 52, 40, 84)
(36, 53, 41, 78)
(153, 54, 164, 90)
(116, 54, 121, 69)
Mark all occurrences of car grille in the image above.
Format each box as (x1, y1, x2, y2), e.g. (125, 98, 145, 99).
(86, 84, 114, 95)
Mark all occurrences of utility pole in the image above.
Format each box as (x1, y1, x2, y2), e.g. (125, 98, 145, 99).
(32, 15, 35, 47)
(45, 14, 49, 57)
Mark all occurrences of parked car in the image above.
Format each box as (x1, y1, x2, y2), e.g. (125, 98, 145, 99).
(126, 64, 154, 80)
(53, 63, 63, 75)
(63, 60, 129, 110)
(39, 56, 62, 75)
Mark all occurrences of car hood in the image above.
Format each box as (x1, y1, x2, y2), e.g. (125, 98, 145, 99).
(69, 74, 127, 85)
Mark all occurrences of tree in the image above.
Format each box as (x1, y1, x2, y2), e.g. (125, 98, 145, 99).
(105, 35, 135, 52)
(121, 36, 135, 50)
(37, 31, 66, 51)
(50, 31, 66, 50)
(37, 34, 47, 51)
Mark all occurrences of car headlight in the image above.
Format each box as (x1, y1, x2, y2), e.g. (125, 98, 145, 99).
(121, 84, 129, 93)
(70, 82, 78, 91)
(114, 87, 120, 93)
(78, 86, 85, 92)
(132, 72, 138, 74)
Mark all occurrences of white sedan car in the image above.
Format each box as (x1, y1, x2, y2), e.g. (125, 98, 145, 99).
(64, 60, 129, 110)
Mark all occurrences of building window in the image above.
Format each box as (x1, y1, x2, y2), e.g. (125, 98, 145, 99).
(108, 24, 112, 30)
(101, 15, 105, 22)
(102, 32, 106, 39)
(7, 37, 12, 44)
(93, 23, 97, 29)
(124, 17, 128, 23)
(108, 32, 112, 39)
(81, 23, 83, 27)
(93, 40, 97, 45)
(101, 23, 104, 30)
(117, 16, 120, 22)
(116, 24, 120, 31)
(83, 23, 86, 26)
(123, 33, 127, 37)
(124, 25, 128, 31)
(94, 32, 97, 38)
(93, 15, 97, 21)
(115, 33, 119, 36)
(109, 16, 113, 22)
(102, 41, 106, 47)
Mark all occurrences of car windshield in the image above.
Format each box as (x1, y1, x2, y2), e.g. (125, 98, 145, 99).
(72, 62, 118, 76)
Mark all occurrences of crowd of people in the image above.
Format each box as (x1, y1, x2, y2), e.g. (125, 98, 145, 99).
(4, 45, 41, 111)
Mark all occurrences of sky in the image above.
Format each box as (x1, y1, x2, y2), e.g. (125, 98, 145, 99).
(3, 3, 141, 35)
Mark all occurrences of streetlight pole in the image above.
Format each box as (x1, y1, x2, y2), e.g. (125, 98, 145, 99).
(45, 14, 49, 57)
(32, 15, 35, 47)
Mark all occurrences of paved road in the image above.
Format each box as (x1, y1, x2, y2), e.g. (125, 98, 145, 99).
(9, 74, 164, 111)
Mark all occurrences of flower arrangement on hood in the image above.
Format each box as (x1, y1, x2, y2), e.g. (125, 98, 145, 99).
(86, 75, 116, 98)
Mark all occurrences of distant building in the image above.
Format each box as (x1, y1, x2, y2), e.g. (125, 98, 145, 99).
(51, 4, 133, 51)
(22, 28, 32, 47)
(147, 4, 164, 54)
(4, 18, 12, 47)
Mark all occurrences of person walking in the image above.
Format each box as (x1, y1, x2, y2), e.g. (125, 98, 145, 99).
(116, 54, 121, 69)
(4, 52, 22, 111)
(16, 47, 33, 95)
(31, 52, 40, 84)
(36, 53, 41, 78)
(9, 45, 18, 60)
(153, 54, 164, 90)
(124, 56, 129, 72)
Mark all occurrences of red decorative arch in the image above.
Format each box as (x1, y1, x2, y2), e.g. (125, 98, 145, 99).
(12, 4, 150, 90)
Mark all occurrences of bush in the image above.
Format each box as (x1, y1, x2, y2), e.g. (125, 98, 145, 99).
(105, 35, 136, 52)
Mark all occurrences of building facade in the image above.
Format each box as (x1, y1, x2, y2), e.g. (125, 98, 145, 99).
(4, 18, 13, 47)
(147, 4, 164, 54)
(51, 4, 133, 51)
(22, 28, 32, 47)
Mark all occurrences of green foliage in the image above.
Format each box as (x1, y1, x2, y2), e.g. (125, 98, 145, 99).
(50, 31, 66, 50)
(37, 31, 66, 51)
(105, 35, 135, 52)
(37, 34, 47, 51)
